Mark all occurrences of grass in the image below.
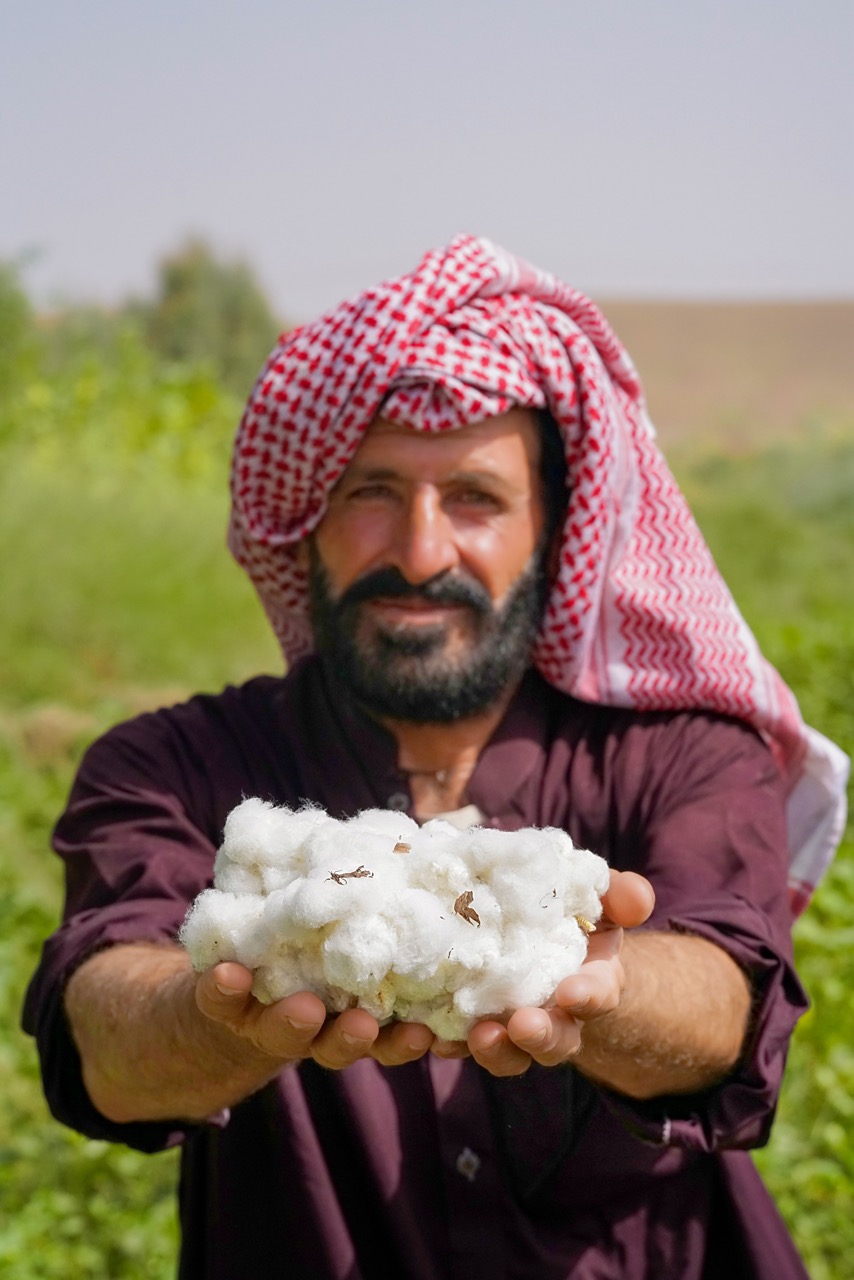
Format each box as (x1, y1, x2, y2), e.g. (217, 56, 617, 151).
(1, 426, 852, 1277)
(0, 450, 280, 1278)
(670, 434, 854, 1280)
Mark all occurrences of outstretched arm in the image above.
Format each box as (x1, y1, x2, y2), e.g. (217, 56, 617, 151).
(64, 869, 745, 1122)
(64, 945, 433, 1125)
(459, 870, 753, 1096)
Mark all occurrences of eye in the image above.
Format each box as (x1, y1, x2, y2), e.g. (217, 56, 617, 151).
(449, 488, 503, 511)
(347, 483, 397, 501)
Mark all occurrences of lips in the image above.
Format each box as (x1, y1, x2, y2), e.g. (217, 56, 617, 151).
(365, 597, 467, 625)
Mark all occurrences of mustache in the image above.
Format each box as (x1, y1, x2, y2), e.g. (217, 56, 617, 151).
(339, 566, 494, 614)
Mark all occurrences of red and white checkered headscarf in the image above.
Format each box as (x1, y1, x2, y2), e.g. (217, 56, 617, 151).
(229, 234, 848, 914)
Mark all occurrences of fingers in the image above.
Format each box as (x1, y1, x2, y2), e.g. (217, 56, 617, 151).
(601, 870, 655, 928)
(313, 1014, 437, 1070)
(467, 1020, 532, 1077)
(195, 962, 257, 1022)
(197, 967, 435, 1070)
(430, 1039, 471, 1061)
(552, 952, 625, 1021)
(467, 1005, 590, 1076)
(506, 1006, 584, 1067)
(197, 966, 337, 1062)
(370, 1021, 435, 1067)
(468, 939, 630, 1079)
(308, 1007, 381, 1069)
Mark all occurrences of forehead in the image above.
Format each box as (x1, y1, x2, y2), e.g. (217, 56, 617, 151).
(343, 407, 542, 479)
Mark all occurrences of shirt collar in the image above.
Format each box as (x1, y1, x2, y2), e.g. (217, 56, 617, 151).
(311, 660, 552, 825)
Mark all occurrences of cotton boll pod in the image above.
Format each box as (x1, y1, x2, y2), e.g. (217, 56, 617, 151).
(182, 801, 611, 1040)
(413, 1001, 470, 1042)
(218, 798, 327, 879)
(217, 797, 290, 868)
(452, 952, 564, 1028)
(480, 830, 569, 925)
(258, 861, 299, 895)
(252, 948, 328, 1005)
(321, 914, 399, 1008)
(242, 888, 332, 963)
(407, 829, 476, 901)
(460, 825, 528, 876)
(557, 843, 610, 922)
(260, 802, 331, 871)
(506, 827, 608, 927)
(301, 818, 366, 871)
(442, 890, 503, 975)
(264, 876, 353, 934)
(213, 858, 265, 896)
(301, 826, 408, 911)
(351, 808, 420, 842)
(453, 882, 502, 934)
(180, 889, 266, 971)
(381, 888, 457, 987)
(501, 920, 588, 1001)
(453, 923, 556, 1022)
(418, 817, 468, 841)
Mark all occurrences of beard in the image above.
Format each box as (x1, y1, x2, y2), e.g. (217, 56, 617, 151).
(308, 546, 549, 723)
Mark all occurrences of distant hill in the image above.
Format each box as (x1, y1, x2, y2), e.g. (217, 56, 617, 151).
(596, 300, 854, 449)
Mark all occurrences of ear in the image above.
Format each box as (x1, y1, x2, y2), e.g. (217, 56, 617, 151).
(545, 522, 563, 584)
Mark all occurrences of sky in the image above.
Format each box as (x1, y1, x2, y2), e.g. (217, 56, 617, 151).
(2, 0, 852, 321)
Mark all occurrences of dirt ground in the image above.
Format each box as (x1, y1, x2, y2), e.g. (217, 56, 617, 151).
(595, 300, 854, 449)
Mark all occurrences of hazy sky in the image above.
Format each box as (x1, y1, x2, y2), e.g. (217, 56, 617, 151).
(3, 0, 852, 320)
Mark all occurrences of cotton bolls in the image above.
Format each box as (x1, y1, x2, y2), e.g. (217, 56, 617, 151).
(180, 800, 610, 1040)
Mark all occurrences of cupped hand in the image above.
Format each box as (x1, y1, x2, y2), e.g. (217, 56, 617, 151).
(195, 869, 653, 1078)
(434, 868, 655, 1078)
(195, 963, 434, 1070)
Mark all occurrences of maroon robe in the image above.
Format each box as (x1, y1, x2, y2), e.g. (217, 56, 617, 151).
(23, 659, 809, 1278)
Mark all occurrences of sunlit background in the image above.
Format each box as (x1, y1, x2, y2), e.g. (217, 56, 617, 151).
(1, 5, 852, 1279)
(3, 0, 853, 317)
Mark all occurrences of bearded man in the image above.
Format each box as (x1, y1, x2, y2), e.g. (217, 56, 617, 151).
(24, 237, 848, 1280)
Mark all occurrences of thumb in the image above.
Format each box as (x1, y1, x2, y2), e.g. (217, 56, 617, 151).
(195, 962, 255, 1023)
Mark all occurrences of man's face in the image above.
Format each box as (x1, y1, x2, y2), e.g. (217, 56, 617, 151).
(308, 409, 549, 722)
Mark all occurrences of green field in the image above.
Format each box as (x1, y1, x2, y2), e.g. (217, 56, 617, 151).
(1, 297, 851, 1277)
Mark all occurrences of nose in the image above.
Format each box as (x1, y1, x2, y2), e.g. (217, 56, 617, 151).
(390, 487, 459, 585)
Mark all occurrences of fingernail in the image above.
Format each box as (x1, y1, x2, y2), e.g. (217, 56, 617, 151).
(341, 1032, 370, 1048)
(285, 1016, 317, 1031)
(430, 1041, 457, 1057)
(215, 983, 242, 996)
(520, 1027, 548, 1047)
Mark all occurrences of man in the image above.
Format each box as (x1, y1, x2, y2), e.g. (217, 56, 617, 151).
(25, 236, 848, 1279)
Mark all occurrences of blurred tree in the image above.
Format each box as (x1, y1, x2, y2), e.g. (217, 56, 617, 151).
(141, 239, 283, 398)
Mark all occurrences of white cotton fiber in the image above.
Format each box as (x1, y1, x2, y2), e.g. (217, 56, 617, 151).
(180, 889, 267, 970)
(180, 799, 610, 1040)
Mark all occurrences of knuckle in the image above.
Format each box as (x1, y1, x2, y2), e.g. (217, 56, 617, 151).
(310, 1045, 343, 1070)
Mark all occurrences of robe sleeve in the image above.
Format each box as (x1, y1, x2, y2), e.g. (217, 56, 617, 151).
(22, 707, 233, 1153)
(598, 711, 809, 1153)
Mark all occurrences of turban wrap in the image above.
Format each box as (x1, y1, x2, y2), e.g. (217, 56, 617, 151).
(229, 234, 848, 914)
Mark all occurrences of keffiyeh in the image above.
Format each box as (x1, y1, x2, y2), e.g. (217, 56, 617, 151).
(229, 234, 848, 914)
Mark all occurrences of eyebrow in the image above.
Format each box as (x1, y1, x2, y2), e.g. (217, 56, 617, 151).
(341, 466, 400, 483)
(341, 464, 516, 492)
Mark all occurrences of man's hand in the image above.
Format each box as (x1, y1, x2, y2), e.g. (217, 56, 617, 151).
(201, 869, 654, 1080)
(429, 866, 752, 1100)
(432, 869, 655, 1078)
(196, 965, 435, 1071)
(67, 942, 437, 1126)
